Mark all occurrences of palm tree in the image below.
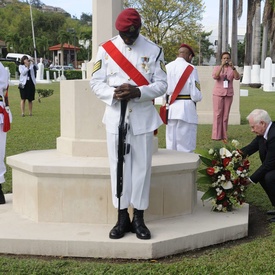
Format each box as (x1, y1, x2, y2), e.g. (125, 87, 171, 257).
(231, 0, 238, 65)
(222, 0, 229, 52)
(250, 0, 261, 85)
(57, 30, 71, 66)
(216, 0, 223, 65)
(242, 0, 256, 84)
(36, 35, 49, 60)
(5, 33, 21, 53)
(262, 0, 275, 61)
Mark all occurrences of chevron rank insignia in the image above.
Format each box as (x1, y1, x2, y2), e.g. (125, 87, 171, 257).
(92, 60, 102, 75)
(195, 81, 201, 91)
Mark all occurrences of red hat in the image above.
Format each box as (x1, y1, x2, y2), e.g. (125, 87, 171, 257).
(180, 43, 195, 57)
(115, 8, 141, 33)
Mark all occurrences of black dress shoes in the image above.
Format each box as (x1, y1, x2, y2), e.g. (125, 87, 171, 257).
(109, 209, 132, 239)
(0, 185, 5, 204)
(266, 210, 275, 215)
(131, 209, 151, 240)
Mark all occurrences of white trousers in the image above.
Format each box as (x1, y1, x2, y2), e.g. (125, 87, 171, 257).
(166, 119, 197, 153)
(107, 129, 153, 210)
(0, 124, 7, 184)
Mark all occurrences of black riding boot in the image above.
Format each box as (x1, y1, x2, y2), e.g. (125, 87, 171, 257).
(0, 184, 5, 204)
(109, 208, 131, 239)
(131, 209, 151, 240)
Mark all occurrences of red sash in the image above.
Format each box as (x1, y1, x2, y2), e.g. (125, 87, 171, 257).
(169, 65, 194, 104)
(102, 40, 149, 86)
(102, 40, 160, 134)
(0, 106, 10, 132)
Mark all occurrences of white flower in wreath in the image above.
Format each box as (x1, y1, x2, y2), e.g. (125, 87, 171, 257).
(216, 188, 222, 195)
(232, 139, 240, 147)
(221, 180, 233, 190)
(208, 148, 214, 155)
(219, 147, 232, 158)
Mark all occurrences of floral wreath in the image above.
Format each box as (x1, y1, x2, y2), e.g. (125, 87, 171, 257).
(196, 140, 250, 212)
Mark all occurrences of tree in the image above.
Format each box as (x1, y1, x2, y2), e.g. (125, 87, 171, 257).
(0, 1, 92, 62)
(36, 35, 49, 59)
(263, 0, 275, 61)
(216, 0, 223, 65)
(192, 31, 215, 65)
(80, 13, 92, 25)
(5, 33, 21, 52)
(124, 0, 204, 63)
(57, 30, 71, 66)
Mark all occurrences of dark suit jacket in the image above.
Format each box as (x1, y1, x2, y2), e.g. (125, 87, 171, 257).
(241, 122, 275, 183)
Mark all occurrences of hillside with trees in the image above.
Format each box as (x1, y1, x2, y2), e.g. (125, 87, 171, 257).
(0, 0, 92, 62)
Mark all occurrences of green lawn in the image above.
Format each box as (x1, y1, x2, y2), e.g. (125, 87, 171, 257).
(1, 83, 275, 274)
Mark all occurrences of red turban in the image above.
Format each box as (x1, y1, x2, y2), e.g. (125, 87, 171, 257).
(115, 8, 141, 33)
(180, 43, 195, 57)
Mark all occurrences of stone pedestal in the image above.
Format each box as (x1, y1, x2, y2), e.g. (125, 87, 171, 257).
(7, 80, 199, 225)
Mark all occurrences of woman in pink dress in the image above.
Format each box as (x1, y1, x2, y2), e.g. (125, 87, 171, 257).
(212, 52, 240, 141)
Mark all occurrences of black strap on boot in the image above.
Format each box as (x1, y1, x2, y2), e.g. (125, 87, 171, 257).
(131, 209, 151, 240)
(109, 208, 131, 239)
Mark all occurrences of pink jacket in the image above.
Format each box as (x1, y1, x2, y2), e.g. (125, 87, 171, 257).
(212, 66, 240, 96)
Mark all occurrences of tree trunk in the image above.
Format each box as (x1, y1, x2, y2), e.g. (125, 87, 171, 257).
(252, 0, 261, 65)
(261, 24, 268, 67)
(242, 0, 255, 84)
(216, 0, 223, 65)
(222, 0, 229, 52)
(231, 0, 238, 65)
(251, 0, 261, 85)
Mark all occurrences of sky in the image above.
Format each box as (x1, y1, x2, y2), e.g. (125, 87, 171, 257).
(42, 0, 248, 29)
(201, 0, 247, 40)
(41, 1, 251, 36)
(41, 0, 92, 19)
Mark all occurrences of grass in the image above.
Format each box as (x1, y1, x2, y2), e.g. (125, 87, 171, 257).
(2, 83, 275, 274)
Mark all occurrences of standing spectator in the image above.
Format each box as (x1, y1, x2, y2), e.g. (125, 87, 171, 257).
(212, 52, 240, 141)
(0, 62, 10, 204)
(90, 8, 167, 240)
(19, 55, 37, 117)
(241, 109, 275, 221)
(165, 43, 202, 152)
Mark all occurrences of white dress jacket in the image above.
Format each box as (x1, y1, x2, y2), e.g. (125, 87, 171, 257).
(90, 34, 167, 135)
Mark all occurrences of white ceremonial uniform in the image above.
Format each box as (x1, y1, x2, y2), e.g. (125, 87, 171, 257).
(91, 34, 167, 210)
(0, 62, 9, 184)
(165, 57, 202, 152)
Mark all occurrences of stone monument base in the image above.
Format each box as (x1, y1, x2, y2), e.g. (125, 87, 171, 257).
(0, 193, 249, 259)
(7, 149, 199, 225)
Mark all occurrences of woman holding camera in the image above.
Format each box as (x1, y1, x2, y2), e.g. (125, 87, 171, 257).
(211, 52, 240, 141)
(19, 55, 37, 117)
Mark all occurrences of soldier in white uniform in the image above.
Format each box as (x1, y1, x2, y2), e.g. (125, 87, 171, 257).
(0, 62, 10, 204)
(90, 8, 167, 240)
(165, 44, 202, 152)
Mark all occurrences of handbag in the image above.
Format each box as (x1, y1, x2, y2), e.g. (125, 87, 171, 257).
(18, 83, 25, 89)
(160, 65, 194, 124)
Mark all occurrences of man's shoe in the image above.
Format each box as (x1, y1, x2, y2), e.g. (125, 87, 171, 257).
(0, 185, 5, 204)
(268, 217, 275, 223)
(109, 209, 131, 239)
(131, 209, 151, 240)
(266, 210, 275, 215)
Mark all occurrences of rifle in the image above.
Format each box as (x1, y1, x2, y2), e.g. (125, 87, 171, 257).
(116, 100, 130, 214)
